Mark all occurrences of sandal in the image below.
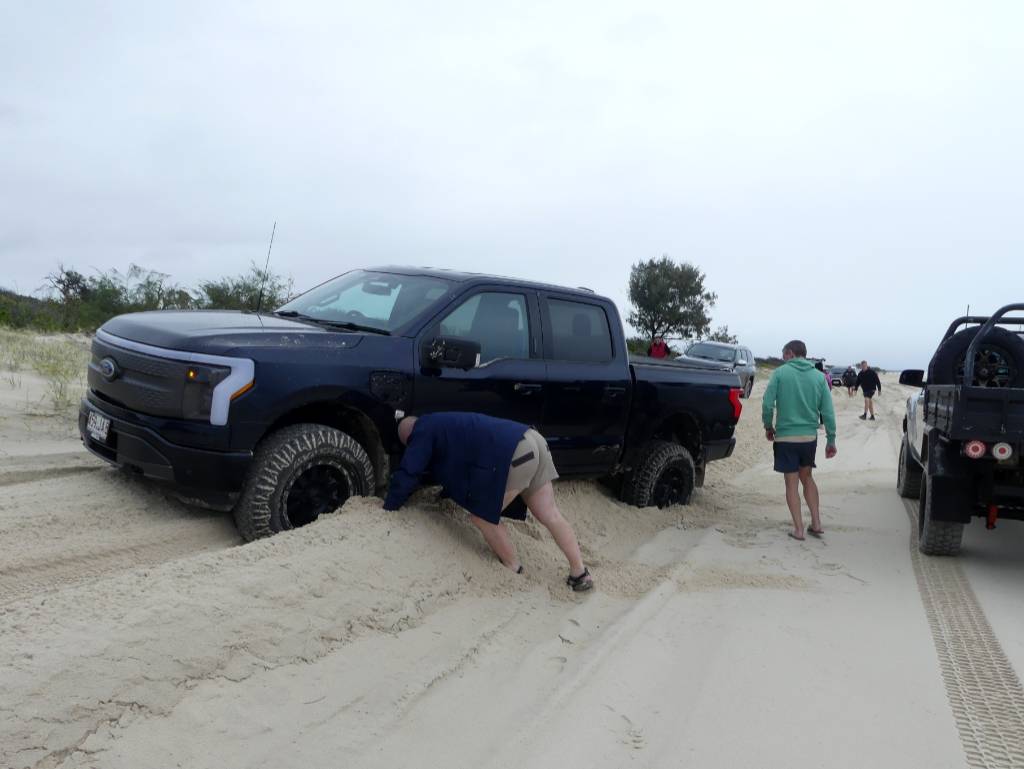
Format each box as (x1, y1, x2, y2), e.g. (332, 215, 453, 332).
(566, 568, 593, 592)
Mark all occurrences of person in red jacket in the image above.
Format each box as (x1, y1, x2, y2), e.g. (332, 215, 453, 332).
(648, 337, 670, 358)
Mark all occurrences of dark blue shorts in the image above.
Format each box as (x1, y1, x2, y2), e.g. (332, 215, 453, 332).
(773, 441, 817, 473)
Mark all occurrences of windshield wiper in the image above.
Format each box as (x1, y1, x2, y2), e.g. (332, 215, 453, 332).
(274, 311, 390, 335)
(316, 320, 391, 335)
(274, 311, 389, 335)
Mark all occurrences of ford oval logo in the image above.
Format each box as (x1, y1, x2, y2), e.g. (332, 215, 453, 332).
(99, 357, 120, 382)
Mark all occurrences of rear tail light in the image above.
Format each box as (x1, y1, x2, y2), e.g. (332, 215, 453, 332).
(964, 440, 988, 459)
(729, 388, 743, 420)
(993, 442, 1014, 461)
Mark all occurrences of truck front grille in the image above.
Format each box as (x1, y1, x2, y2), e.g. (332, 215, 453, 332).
(88, 337, 189, 418)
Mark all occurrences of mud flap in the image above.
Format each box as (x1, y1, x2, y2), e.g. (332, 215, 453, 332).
(926, 433, 976, 524)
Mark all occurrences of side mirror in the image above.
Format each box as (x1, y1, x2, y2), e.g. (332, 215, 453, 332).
(421, 337, 481, 371)
(900, 369, 925, 387)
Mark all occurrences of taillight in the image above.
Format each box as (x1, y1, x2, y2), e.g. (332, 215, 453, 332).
(729, 388, 743, 420)
(964, 440, 987, 459)
(993, 442, 1014, 461)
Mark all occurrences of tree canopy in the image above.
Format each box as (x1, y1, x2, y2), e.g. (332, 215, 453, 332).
(627, 256, 717, 342)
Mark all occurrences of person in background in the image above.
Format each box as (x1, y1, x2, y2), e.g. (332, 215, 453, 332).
(813, 360, 832, 428)
(856, 361, 882, 420)
(384, 412, 594, 592)
(842, 366, 858, 396)
(648, 337, 670, 358)
(763, 340, 838, 541)
(814, 360, 833, 390)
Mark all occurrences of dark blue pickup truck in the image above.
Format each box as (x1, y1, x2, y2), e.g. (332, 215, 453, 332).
(79, 267, 743, 539)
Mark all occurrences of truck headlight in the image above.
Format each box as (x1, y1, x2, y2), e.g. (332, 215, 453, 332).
(182, 364, 232, 421)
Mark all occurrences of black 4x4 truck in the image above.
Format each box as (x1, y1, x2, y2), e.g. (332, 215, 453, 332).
(899, 304, 1024, 555)
(79, 268, 743, 540)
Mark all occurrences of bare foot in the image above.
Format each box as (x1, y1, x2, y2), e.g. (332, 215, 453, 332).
(788, 531, 805, 541)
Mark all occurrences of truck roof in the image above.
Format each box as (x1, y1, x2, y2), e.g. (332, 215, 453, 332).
(371, 265, 609, 302)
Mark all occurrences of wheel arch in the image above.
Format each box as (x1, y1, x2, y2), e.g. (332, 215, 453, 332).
(650, 411, 703, 462)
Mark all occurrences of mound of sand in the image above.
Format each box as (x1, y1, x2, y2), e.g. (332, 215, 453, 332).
(2, 356, 923, 769)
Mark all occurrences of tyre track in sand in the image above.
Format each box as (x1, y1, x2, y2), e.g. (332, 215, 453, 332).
(905, 499, 1024, 768)
(0, 459, 241, 605)
(0, 525, 239, 605)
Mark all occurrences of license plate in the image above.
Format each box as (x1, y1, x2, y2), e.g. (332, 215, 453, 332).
(87, 411, 111, 443)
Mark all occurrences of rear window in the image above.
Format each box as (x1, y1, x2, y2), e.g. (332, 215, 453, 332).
(548, 300, 613, 362)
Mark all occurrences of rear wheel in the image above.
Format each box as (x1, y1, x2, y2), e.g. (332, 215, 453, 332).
(620, 441, 696, 508)
(918, 470, 964, 556)
(234, 423, 375, 541)
(896, 435, 923, 498)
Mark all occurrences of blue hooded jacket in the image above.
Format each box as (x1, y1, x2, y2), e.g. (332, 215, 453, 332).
(383, 412, 530, 523)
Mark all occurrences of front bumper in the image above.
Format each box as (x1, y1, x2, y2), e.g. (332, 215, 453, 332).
(78, 398, 252, 493)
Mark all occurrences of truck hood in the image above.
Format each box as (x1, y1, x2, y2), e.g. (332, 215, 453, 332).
(100, 311, 365, 355)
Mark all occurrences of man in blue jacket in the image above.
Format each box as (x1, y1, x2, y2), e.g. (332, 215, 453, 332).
(384, 412, 593, 591)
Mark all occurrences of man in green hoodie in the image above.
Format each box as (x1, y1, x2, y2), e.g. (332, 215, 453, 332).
(763, 340, 838, 541)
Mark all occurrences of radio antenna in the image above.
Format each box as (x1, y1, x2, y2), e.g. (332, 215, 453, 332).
(255, 220, 277, 317)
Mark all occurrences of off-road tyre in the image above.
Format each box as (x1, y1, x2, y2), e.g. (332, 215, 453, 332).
(620, 441, 696, 509)
(234, 423, 374, 541)
(742, 377, 753, 399)
(918, 470, 964, 556)
(927, 326, 1024, 388)
(896, 435, 923, 499)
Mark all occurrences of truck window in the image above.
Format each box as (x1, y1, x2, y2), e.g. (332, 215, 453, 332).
(439, 292, 530, 363)
(548, 299, 613, 362)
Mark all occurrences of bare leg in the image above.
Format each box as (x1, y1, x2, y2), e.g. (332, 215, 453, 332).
(522, 482, 586, 577)
(469, 515, 520, 570)
(868, 398, 876, 418)
(863, 397, 870, 415)
(799, 466, 822, 532)
(784, 472, 804, 538)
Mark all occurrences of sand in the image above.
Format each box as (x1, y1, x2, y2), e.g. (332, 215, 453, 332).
(0, 354, 981, 768)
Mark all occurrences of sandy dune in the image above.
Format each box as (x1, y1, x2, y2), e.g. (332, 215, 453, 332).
(5, 361, 1024, 769)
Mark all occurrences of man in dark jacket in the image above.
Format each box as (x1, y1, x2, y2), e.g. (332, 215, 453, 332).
(842, 367, 858, 396)
(384, 412, 593, 591)
(856, 361, 882, 420)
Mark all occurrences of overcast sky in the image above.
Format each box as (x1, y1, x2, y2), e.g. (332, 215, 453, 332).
(2, 1, 1022, 368)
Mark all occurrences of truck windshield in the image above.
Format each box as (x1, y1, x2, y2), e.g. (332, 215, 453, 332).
(686, 343, 736, 363)
(276, 271, 453, 333)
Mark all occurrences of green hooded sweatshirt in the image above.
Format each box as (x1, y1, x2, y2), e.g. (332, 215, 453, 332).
(762, 358, 837, 445)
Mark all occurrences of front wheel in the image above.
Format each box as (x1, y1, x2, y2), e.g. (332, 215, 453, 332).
(234, 423, 375, 541)
(918, 471, 964, 556)
(742, 378, 753, 399)
(620, 441, 696, 508)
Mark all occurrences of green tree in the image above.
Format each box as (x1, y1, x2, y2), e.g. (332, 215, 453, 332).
(627, 255, 717, 343)
(197, 262, 293, 311)
(706, 325, 738, 344)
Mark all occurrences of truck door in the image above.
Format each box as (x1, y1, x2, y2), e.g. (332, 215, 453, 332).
(412, 289, 547, 427)
(539, 295, 631, 473)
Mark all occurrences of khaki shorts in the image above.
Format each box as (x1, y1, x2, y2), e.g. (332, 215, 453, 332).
(505, 429, 559, 496)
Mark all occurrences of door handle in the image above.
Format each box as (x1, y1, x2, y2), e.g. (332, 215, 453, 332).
(514, 383, 543, 395)
(604, 386, 627, 399)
